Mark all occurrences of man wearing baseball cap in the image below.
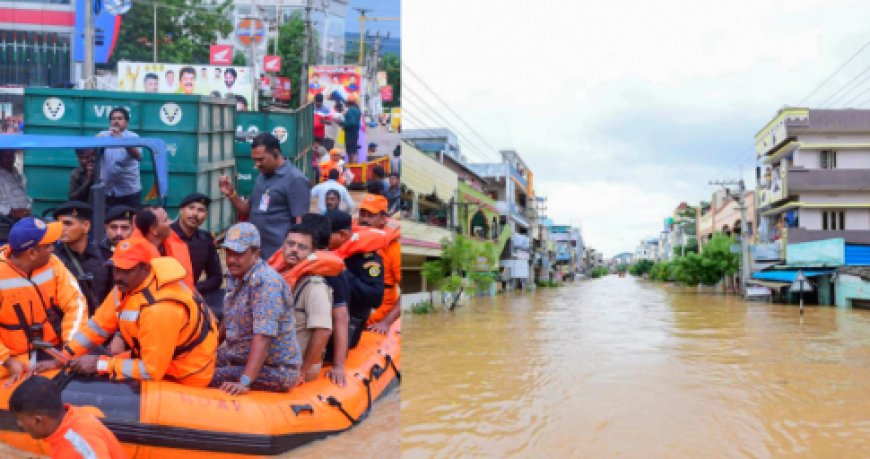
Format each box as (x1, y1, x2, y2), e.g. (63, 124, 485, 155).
(211, 223, 301, 394)
(358, 195, 401, 335)
(0, 217, 87, 384)
(35, 238, 218, 386)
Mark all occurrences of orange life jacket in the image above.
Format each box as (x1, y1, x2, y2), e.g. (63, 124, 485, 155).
(45, 404, 126, 459)
(268, 250, 345, 288)
(334, 227, 388, 259)
(0, 247, 87, 362)
(67, 257, 217, 386)
(319, 159, 344, 184)
(132, 230, 195, 289)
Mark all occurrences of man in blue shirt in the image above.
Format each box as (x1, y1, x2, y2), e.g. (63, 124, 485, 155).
(97, 107, 141, 208)
(310, 169, 355, 214)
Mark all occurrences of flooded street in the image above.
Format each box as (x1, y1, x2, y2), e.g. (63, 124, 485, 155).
(402, 276, 870, 458)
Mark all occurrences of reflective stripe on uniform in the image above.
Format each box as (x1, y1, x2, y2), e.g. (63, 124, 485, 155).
(72, 332, 95, 351)
(0, 268, 55, 290)
(119, 310, 139, 322)
(121, 359, 134, 378)
(86, 319, 109, 338)
(63, 268, 85, 342)
(63, 428, 97, 459)
(138, 361, 151, 380)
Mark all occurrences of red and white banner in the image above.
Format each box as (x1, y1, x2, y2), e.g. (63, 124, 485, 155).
(209, 45, 233, 65)
(263, 55, 281, 72)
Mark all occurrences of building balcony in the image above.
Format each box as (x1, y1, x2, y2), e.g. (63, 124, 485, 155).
(787, 228, 870, 245)
(511, 167, 529, 191)
(757, 166, 788, 209)
(510, 203, 530, 228)
(787, 168, 870, 192)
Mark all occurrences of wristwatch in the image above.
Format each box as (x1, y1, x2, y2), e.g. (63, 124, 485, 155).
(239, 374, 252, 387)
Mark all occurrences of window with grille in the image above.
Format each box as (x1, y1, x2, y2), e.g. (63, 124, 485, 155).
(820, 150, 837, 169)
(822, 210, 846, 230)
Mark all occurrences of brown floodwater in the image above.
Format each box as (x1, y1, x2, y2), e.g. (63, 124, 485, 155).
(401, 275, 870, 458)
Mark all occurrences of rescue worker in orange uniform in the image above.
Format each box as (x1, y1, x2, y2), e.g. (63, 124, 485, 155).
(318, 149, 345, 185)
(133, 206, 195, 289)
(0, 217, 88, 384)
(357, 195, 401, 334)
(32, 238, 218, 386)
(9, 375, 126, 459)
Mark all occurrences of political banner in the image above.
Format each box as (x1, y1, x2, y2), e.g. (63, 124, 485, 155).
(117, 61, 256, 110)
(307, 65, 362, 107)
(377, 71, 388, 87)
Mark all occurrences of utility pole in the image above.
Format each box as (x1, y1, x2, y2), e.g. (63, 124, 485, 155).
(152, 2, 158, 62)
(299, 0, 312, 107)
(83, 0, 95, 88)
(352, 7, 371, 66)
(320, 0, 330, 63)
(710, 179, 751, 297)
(250, 1, 260, 109)
(366, 31, 381, 117)
(273, 0, 281, 57)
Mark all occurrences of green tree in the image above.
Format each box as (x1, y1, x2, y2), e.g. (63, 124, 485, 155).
(422, 236, 497, 310)
(107, 0, 233, 67)
(672, 239, 699, 257)
(268, 13, 320, 108)
(380, 52, 401, 108)
(629, 259, 655, 277)
(589, 267, 610, 278)
(232, 50, 247, 66)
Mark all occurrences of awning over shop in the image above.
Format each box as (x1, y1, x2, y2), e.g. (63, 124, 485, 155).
(751, 268, 834, 283)
(402, 141, 458, 202)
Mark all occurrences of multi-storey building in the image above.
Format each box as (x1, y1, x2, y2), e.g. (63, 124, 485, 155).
(754, 108, 870, 263)
(468, 149, 536, 290)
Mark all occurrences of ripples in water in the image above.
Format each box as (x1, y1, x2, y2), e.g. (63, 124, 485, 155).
(402, 276, 870, 458)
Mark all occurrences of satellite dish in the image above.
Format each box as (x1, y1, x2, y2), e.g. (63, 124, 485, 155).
(105, 0, 132, 15)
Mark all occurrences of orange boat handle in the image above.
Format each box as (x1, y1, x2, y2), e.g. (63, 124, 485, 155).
(290, 404, 314, 417)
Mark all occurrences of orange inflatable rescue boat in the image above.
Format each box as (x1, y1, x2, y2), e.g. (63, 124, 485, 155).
(0, 321, 400, 457)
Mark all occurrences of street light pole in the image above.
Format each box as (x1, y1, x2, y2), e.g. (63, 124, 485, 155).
(299, 0, 311, 107)
(84, 0, 95, 88)
(153, 2, 158, 62)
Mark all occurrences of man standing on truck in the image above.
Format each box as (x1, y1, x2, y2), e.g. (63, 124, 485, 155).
(68, 148, 96, 203)
(96, 107, 141, 209)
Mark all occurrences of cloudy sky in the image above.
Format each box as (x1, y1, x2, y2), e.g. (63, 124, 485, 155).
(402, 0, 870, 256)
